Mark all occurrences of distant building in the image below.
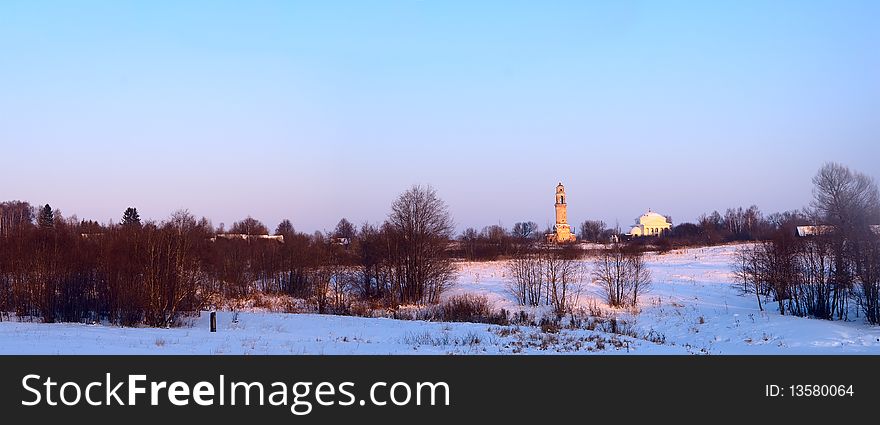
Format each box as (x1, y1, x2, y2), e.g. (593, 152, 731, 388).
(627, 210, 672, 237)
(796, 225, 880, 237)
(546, 182, 577, 243)
(211, 234, 284, 242)
(330, 236, 351, 246)
(795, 225, 835, 237)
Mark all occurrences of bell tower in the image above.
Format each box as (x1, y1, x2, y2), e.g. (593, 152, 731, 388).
(549, 182, 575, 243)
(555, 182, 568, 225)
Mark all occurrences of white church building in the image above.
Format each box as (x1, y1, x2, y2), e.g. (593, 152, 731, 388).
(627, 210, 672, 237)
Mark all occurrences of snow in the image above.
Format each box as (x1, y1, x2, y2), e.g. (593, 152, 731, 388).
(2, 244, 879, 354)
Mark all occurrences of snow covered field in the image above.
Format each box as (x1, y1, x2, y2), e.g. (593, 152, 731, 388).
(2, 244, 879, 355)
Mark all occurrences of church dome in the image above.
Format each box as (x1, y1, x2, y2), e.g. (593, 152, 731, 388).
(638, 210, 670, 226)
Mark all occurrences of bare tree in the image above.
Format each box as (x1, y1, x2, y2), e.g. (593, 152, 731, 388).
(542, 247, 583, 317)
(507, 244, 583, 315)
(354, 222, 389, 301)
(579, 220, 607, 243)
(0, 201, 34, 237)
(811, 162, 880, 234)
(592, 244, 651, 308)
(229, 216, 269, 235)
(593, 243, 629, 307)
(855, 234, 880, 324)
(734, 245, 764, 311)
(506, 247, 544, 306)
(809, 163, 880, 320)
(142, 210, 207, 327)
(512, 221, 538, 241)
(627, 249, 652, 307)
(457, 227, 479, 261)
(386, 185, 456, 304)
(333, 218, 356, 240)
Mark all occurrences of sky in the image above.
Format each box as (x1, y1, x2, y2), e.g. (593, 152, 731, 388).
(1, 0, 878, 233)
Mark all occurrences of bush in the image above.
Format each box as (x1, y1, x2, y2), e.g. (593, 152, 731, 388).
(439, 294, 508, 325)
(510, 310, 534, 326)
(539, 317, 560, 334)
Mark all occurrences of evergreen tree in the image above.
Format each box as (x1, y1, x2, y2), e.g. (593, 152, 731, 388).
(37, 204, 54, 228)
(275, 219, 295, 237)
(121, 207, 141, 227)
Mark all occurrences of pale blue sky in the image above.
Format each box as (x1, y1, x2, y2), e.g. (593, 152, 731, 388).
(1, 1, 878, 232)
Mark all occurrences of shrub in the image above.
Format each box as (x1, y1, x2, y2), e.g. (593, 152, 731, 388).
(436, 294, 509, 325)
(539, 317, 560, 334)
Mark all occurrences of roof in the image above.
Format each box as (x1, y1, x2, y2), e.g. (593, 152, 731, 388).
(796, 225, 880, 237)
(212, 234, 284, 242)
(795, 225, 835, 237)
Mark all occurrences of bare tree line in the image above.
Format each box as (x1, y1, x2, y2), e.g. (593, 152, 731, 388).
(0, 186, 456, 326)
(454, 203, 808, 261)
(506, 245, 585, 318)
(506, 242, 653, 316)
(735, 163, 880, 324)
(0, 208, 211, 326)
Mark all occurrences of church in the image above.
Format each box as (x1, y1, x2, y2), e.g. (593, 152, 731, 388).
(627, 210, 672, 237)
(546, 182, 577, 243)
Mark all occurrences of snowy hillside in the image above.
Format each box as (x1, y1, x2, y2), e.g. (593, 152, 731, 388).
(2, 244, 879, 355)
